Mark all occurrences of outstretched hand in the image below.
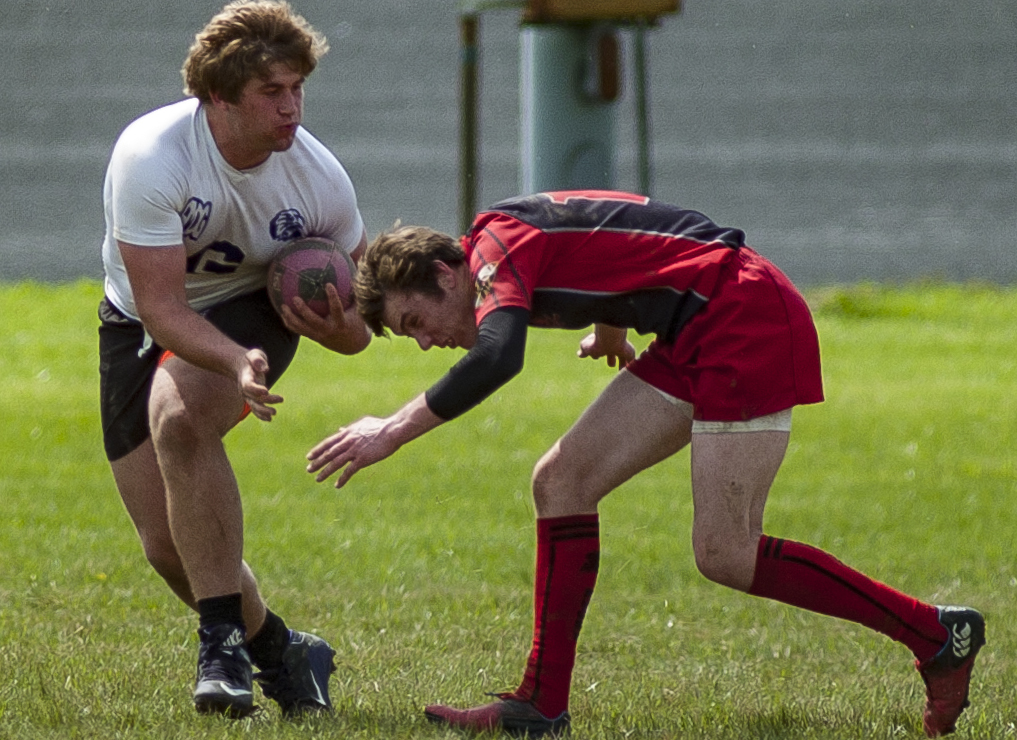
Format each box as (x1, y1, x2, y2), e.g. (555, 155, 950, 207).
(307, 393, 446, 489)
(238, 348, 283, 421)
(306, 415, 404, 488)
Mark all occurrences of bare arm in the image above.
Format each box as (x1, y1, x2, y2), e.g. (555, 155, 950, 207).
(306, 308, 528, 488)
(118, 240, 282, 420)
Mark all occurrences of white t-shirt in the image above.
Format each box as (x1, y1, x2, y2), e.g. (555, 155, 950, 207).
(101, 97, 364, 321)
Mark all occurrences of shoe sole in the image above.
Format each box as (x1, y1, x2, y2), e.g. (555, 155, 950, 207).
(194, 684, 255, 719)
(194, 696, 256, 719)
(424, 709, 569, 738)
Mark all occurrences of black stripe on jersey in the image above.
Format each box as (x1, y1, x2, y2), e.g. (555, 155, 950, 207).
(479, 226, 528, 308)
(530, 285, 708, 343)
(485, 193, 745, 249)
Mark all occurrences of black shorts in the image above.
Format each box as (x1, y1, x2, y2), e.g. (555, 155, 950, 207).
(98, 289, 299, 462)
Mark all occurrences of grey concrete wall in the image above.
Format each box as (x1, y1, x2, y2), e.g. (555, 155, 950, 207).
(1, 0, 1014, 284)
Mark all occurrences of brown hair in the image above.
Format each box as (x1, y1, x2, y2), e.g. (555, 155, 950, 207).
(355, 226, 467, 337)
(182, 1, 328, 104)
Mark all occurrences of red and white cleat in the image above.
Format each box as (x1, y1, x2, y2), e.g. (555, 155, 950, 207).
(424, 694, 571, 737)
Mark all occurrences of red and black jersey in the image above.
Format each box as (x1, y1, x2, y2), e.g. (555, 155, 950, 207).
(464, 190, 745, 343)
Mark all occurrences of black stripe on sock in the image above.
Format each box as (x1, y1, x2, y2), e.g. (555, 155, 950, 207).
(770, 539, 944, 648)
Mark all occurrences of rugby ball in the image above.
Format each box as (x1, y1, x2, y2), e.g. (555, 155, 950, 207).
(267, 237, 355, 317)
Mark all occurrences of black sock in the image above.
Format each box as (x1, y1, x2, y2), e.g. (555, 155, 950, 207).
(247, 609, 290, 669)
(197, 593, 244, 630)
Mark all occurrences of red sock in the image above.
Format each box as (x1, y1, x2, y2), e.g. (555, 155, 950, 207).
(510, 514, 600, 718)
(749, 535, 947, 661)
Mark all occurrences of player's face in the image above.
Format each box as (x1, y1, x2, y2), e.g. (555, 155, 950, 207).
(213, 62, 305, 168)
(382, 287, 478, 352)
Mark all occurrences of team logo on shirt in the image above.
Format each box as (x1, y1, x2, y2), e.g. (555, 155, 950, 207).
(181, 197, 212, 241)
(270, 209, 307, 241)
(474, 263, 497, 308)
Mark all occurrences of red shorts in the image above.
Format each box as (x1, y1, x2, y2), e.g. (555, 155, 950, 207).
(626, 247, 824, 421)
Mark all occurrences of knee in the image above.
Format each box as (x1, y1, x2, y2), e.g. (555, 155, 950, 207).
(531, 446, 596, 516)
(691, 528, 753, 590)
(531, 449, 565, 514)
(149, 399, 205, 453)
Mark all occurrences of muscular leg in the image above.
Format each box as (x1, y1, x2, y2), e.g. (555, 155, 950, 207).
(109, 358, 269, 634)
(686, 427, 987, 739)
(111, 439, 195, 607)
(690, 429, 948, 659)
(149, 362, 244, 600)
(689, 430, 788, 591)
(519, 371, 692, 715)
(531, 370, 693, 518)
(429, 371, 696, 729)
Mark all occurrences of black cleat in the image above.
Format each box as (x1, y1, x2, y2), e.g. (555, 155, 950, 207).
(254, 630, 336, 717)
(916, 606, 986, 737)
(193, 623, 255, 718)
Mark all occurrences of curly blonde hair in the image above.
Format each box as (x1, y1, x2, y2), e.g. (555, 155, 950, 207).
(182, 1, 328, 104)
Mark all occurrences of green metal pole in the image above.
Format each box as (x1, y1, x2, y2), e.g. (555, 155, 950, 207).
(520, 24, 618, 193)
(634, 20, 652, 196)
(459, 13, 479, 235)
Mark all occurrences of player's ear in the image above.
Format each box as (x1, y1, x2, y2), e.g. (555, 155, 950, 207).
(434, 260, 457, 292)
(207, 89, 232, 111)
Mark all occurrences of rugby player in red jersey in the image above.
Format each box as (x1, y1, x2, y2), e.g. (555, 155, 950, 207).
(307, 191, 983, 737)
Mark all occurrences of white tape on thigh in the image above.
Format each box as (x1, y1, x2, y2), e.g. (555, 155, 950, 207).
(692, 408, 793, 434)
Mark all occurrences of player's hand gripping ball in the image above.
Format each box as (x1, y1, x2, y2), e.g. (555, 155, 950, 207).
(267, 237, 356, 318)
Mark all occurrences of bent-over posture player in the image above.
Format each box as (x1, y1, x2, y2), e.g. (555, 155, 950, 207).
(307, 191, 983, 737)
(99, 0, 370, 718)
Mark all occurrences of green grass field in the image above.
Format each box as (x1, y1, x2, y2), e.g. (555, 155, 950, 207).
(0, 280, 1014, 739)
